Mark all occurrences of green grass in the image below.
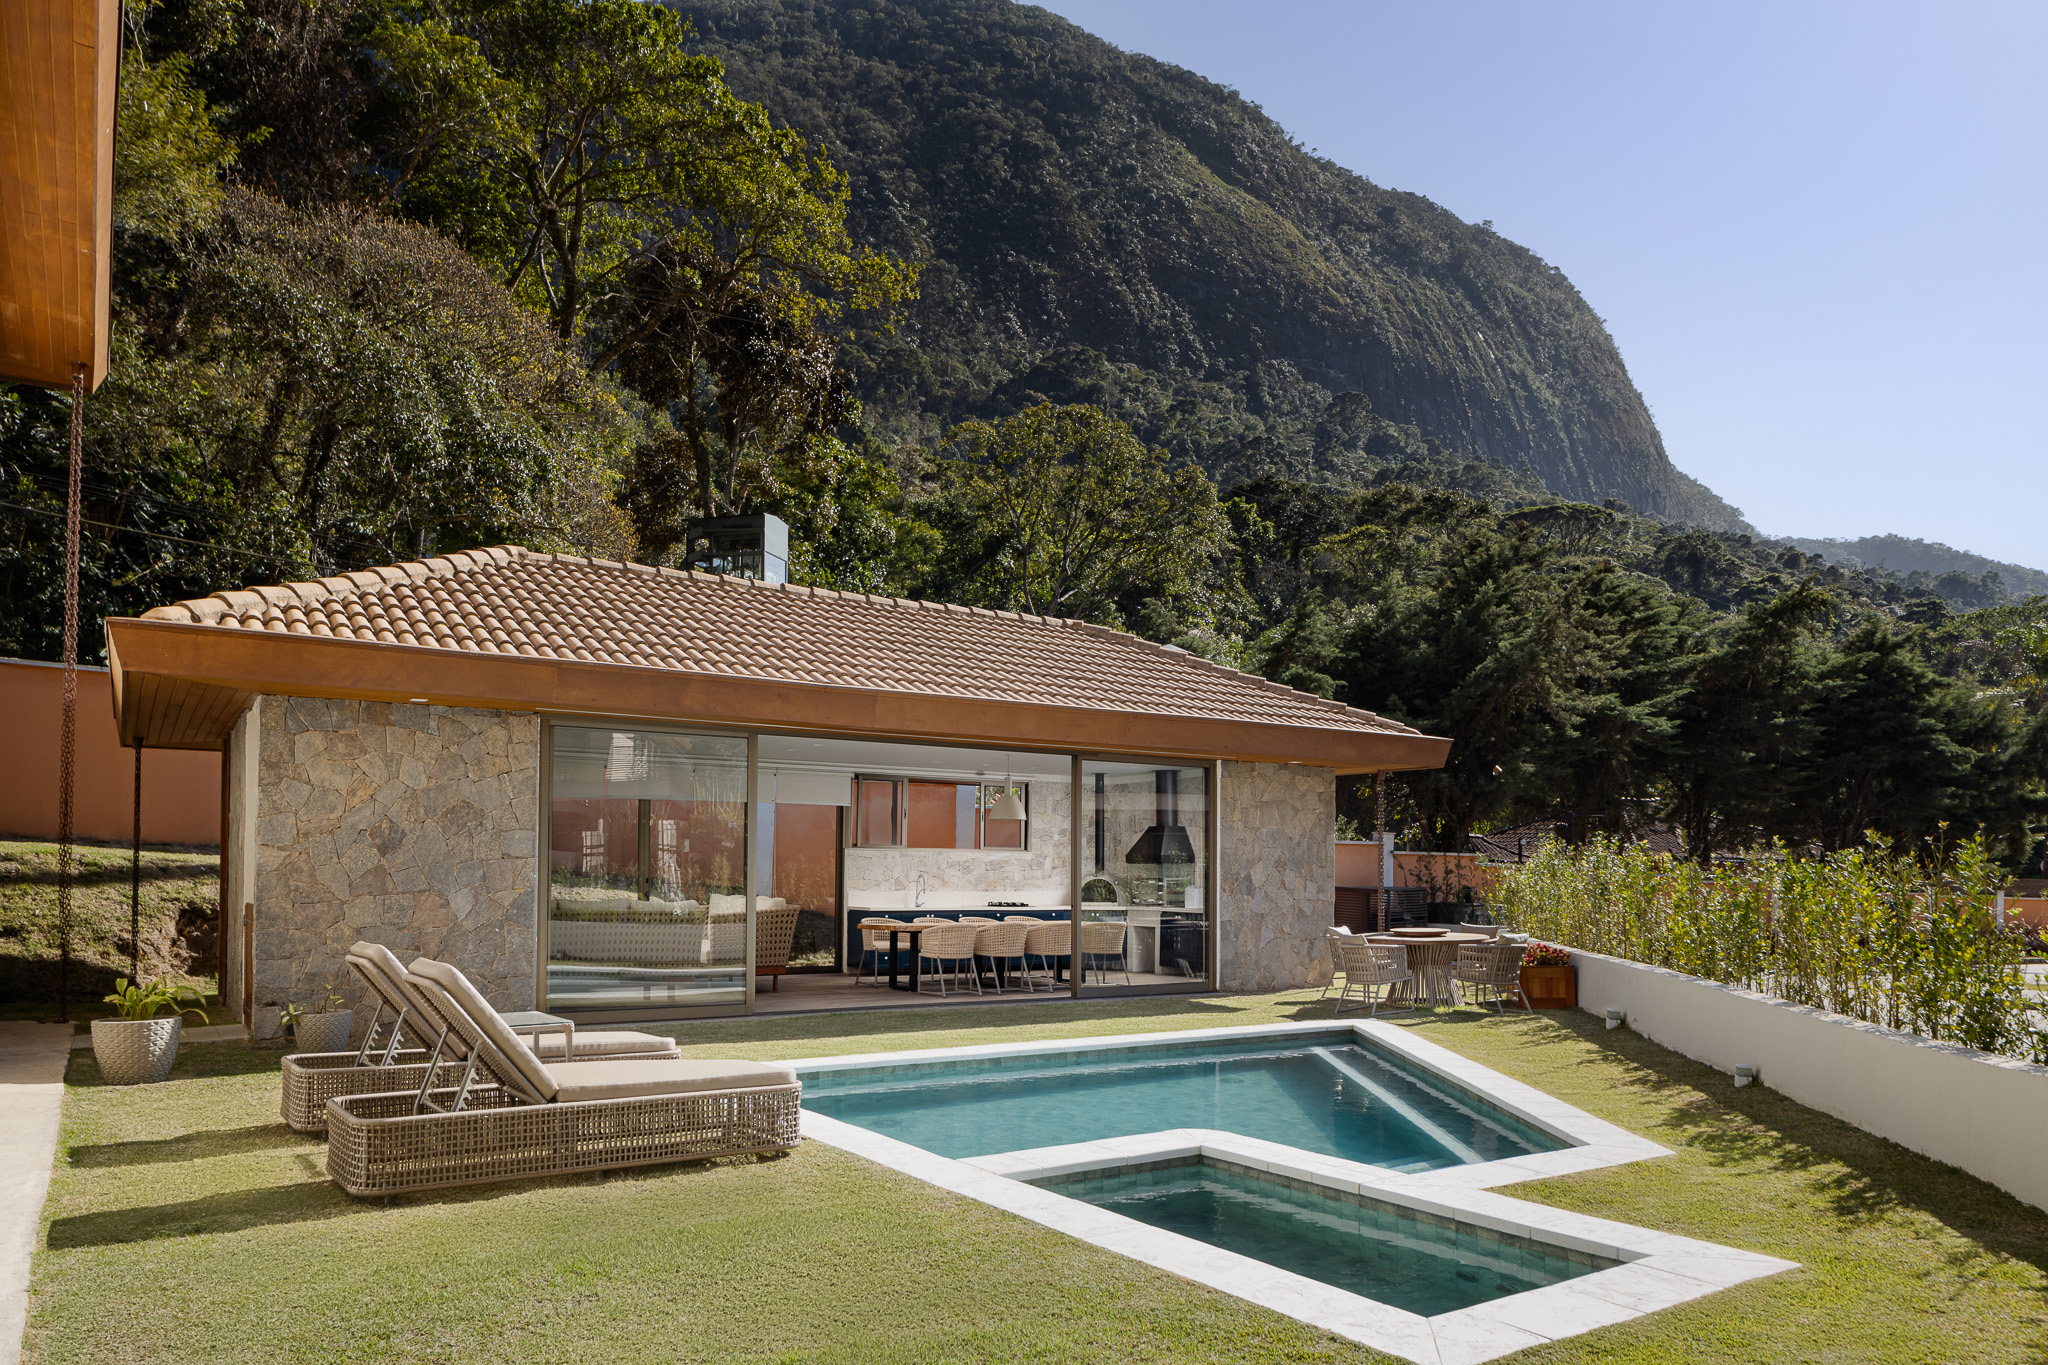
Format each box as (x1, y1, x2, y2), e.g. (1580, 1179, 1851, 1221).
(27, 993, 2048, 1363)
(0, 838, 231, 1026)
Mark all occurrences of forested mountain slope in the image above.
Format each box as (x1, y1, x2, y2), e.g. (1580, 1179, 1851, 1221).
(1785, 535, 2048, 600)
(683, 0, 1748, 528)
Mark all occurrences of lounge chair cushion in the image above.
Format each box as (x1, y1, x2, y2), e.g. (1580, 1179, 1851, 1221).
(524, 1030, 677, 1060)
(408, 958, 559, 1102)
(545, 1057, 799, 1104)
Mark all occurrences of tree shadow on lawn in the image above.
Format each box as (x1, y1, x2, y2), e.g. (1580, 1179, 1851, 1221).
(66, 1039, 290, 1088)
(1379, 1004, 2048, 1289)
(68, 1123, 302, 1168)
(46, 1151, 788, 1250)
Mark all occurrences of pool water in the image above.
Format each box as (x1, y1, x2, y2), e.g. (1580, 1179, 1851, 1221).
(1037, 1158, 1617, 1316)
(802, 1032, 1561, 1170)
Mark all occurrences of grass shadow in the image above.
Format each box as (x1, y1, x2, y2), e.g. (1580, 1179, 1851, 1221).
(68, 1123, 309, 1168)
(45, 1179, 365, 1249)
(1408, 1005, 2048, 1281)
(66, 1038, 288, 1087)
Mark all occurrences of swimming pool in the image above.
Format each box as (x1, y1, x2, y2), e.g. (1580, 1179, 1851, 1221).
(802, 1028, 1563, 1170)
(1035, 1155, 1619, 1315)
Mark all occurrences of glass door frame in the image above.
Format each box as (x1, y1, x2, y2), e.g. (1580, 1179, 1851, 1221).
(535, 713, 759, 1022)
(1068, 753, 1222, 998)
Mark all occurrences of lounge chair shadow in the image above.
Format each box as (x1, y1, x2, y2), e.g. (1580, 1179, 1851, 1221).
(45, 1178, 366, 1249)
(68, 1123, 314, 1168)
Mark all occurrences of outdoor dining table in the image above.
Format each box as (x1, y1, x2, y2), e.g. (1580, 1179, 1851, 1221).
(1365, 930, 1493, 1007)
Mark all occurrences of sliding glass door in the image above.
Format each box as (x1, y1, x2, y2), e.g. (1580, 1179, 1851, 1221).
(544, 725, 748, 1011)
(1077, 759, 1213, 995)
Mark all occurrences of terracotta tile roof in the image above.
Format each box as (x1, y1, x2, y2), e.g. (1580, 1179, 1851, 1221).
(140, 546, 1419, 737)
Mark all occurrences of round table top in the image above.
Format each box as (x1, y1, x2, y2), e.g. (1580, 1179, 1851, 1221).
(1365, 931, 1493, 946)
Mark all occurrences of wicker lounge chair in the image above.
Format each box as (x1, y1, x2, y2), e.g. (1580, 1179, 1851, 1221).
(322, 958, 799, 1197)
(1331, 939, 1413, 1016)
(280, 942, 679, 1133)
(1454, 942, 1530, 1012)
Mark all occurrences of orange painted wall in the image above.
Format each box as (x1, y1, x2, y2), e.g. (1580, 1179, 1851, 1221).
(0, 657, 223, 845)
(2007, 898, 2048, 930)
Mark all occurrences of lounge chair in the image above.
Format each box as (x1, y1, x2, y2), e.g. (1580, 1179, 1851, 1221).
(322, 957, 799, 1197)
(280, 941, 679, 1132)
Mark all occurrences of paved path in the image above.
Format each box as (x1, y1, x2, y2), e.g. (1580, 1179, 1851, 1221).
(0, 1023, 72, 1365)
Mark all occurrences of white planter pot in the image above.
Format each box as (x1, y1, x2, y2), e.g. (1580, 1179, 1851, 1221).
(90, 1017, 182, 1085)
(290, 1010, 353, 1055)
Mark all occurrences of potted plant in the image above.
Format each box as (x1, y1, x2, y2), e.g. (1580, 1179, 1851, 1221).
(280, 992, 352, 1055)
(1519, 942, 1576, 1009)
(91, 978, 208, 1085)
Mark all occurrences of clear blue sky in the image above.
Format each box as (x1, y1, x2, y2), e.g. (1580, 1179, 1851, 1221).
(1038, 0, 2048, 573)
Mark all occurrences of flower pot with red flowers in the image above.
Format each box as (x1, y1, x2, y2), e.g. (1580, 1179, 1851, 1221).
(1519, 942, 1576, 1010)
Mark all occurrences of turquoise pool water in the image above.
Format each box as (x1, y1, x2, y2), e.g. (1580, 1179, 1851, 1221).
(801, 1032, 1562, 1169)
(1037, 1157, 1615, 1315)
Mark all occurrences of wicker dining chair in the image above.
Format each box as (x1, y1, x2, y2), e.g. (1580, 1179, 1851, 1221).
(916, 921, 983, 996)
(1019, 920, 1070, 991)
(1331, 939, 1413, 1016)
(1078, 919, 1131, 986)
(971, 920, 1032, 993)
(1319, 927, 1359, 1000)
(1454, 942, 1530, 1012)
(856, 920, 909, 986)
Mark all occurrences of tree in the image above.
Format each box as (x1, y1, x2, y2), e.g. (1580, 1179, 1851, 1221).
(924, 404, 1233, 624)
(95, 189, 624, 579)
(1335, 526, 1584, 850)
(1660, 584, 1831, 862)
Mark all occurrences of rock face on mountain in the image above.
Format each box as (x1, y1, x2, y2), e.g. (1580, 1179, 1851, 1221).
(685, 0, 1747, 528)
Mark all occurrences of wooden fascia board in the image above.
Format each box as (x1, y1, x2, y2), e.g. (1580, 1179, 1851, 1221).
(105, 616, 1454, 771)
(0, 0, 118, 390)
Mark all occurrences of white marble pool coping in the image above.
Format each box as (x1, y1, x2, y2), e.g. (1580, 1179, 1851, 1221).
(792, 1021, 1797, 1365)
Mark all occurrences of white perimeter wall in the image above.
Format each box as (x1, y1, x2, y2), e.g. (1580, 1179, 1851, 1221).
(1573, 950, 2048, 1213)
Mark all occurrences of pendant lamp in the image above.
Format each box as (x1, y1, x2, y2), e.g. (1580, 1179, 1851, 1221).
(990, 754, 1027, 821)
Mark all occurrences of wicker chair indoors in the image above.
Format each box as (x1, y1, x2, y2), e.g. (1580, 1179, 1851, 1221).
(1016, 919, 1069, 992)
(915, 921, 983, 996)
(321, 957, 800, 1197)
(279, 941, 679, 1133)
(1330, 939, 1413, 1016)
(1454, 942, 1531, 1012)
(753, 900, 802, 991)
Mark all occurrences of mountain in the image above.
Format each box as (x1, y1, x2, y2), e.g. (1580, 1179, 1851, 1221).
(1781, 535, 2048, 601)
(681, 0, 1750, 529)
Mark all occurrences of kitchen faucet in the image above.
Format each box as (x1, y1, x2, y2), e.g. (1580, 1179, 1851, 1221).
(914, 871, 929, 908)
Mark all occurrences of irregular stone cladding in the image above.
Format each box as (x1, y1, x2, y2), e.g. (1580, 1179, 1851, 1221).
(844, 781, 1072, 909)
(249, 695, 539, 1038)
(1216, 761, 1335, 991)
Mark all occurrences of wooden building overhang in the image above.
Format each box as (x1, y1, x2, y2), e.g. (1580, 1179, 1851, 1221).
(104, 616, 1454, 773)
(0, 0, 120, 390)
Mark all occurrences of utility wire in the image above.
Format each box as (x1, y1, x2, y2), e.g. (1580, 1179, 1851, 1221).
(0, 497, 280, 562)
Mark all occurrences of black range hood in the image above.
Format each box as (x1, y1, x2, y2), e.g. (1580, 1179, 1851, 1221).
(1125, 770, 1196, 865)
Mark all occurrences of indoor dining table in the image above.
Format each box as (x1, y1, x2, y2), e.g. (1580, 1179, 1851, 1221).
(1365, 930, 1493, 1007)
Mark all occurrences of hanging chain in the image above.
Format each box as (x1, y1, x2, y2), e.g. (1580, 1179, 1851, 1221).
(57, 364, 85, 1019)
(131, 737, 143, 981)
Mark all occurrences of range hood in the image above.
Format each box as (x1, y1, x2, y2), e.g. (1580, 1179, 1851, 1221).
(1124, 770, 1196, 865)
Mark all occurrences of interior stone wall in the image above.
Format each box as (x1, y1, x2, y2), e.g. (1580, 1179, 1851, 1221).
(1216, 761, 1335, 991)
(842, 780, 1072, 912)
(246, 696, 539, 1038)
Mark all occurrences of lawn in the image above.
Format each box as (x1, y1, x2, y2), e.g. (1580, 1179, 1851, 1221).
(0, 839, 231, 1026)
(26, 991, 2048, 1363)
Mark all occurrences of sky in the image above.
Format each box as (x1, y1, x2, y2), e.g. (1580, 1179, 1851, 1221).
(1037, 0, 2048, 572)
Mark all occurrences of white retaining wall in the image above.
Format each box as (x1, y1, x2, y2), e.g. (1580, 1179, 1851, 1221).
(1572, 949, 2048, 1214)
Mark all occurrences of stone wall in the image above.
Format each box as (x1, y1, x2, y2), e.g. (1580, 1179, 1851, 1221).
(842, 781, 1072, 912)
(1216, 761, 1335, 991)
(247, 696, 539, 1038)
